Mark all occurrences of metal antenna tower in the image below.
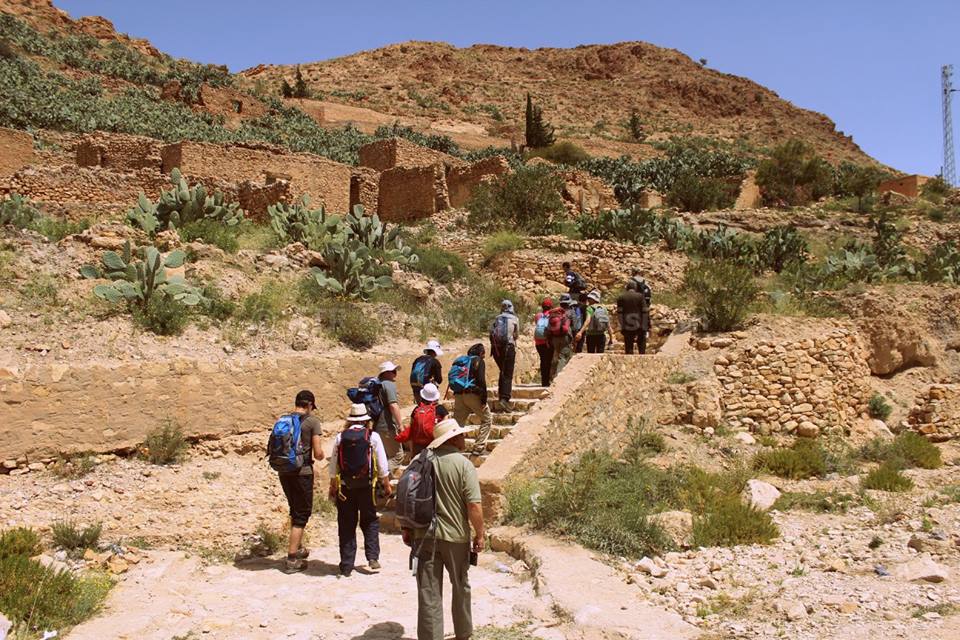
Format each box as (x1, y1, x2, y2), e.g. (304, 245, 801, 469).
(944, 65, 957, 186)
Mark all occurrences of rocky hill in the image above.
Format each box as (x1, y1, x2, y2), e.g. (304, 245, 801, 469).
(241, 40, 874, 165)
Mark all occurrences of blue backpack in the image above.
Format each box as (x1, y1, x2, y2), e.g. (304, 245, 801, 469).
(448, 355, 476, 393)
(267, 414, 306, 473)
(346, 377, 384, 422)
(411, 356, 432, 386)
(534, 314, 550, 340)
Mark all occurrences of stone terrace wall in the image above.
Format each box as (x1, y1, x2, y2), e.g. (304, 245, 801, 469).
(358, 137, 464, 172)
(908, 384, 960, 442)
(161, 141, 352, 213)
(7, 165, 170, 206)
(447, 156, 511, 208)
(478, 353, 677, 520)
(0, 127, 36, 179)
(75, 132, 163, 172)
(350, 167, 379, 214)
(378, 164, 449, 222)
(0, 344, 540, 465)
(714, 326, 872, 436)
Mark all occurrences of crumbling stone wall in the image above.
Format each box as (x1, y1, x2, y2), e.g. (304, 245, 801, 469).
(557, 168, 618, 213)
(350, 167, 379, 214)
(238, 180, 290, 222)
(377, 164, 449, 221)
(0, 127, 37, 178)
(161, 141, 352, 212)
(447, 156, 511, 208)
(75, 132, 163, 172)
(714, 327, 871, 435)
(358, 137, 464, 172)
(7, 165, 170, 206)
(908, 384, 960, 442)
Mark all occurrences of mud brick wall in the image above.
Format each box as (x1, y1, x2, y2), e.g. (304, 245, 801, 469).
(358, 137, 464, 172)
(75, 132, 163, 172)
(715, 327, 871, 435)
(377, 164, 449, 221)
(161, 141, 352, 212)
(7, 165, 170, 206)
(238, 180, 291, 222)
(0, 127, 37, 179)
(447, 155, 511, 208)
(349, 167, 379, 214)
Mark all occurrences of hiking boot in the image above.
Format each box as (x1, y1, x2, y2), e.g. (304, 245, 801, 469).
(295, 547, 310, 560)
(340, 568, 353, 578)
(497, 399, 512, 412)
(282, 557, 307, 574)
(368, 560, 381, 572)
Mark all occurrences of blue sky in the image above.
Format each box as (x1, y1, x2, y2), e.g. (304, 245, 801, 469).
(56, 0, 960, 176)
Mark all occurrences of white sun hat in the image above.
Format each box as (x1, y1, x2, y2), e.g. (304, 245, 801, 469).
(425, 340, 444, 356)
(428, 418, 477, 449)
(420, 383, 442, 403)
(379, 361, 400, 374)
(346, 403, 371, 422)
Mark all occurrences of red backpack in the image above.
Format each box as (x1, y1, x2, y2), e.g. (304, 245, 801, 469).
(409, 403, 439, 447)
(547, 307, 570, 337)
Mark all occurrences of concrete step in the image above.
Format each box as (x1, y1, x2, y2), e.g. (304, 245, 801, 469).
(490, 385, 550, 401)
(488, 398, 538, 413)
(464, 437, 502, 452)
(465, 412, 522, 427)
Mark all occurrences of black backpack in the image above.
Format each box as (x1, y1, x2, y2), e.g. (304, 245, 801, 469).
(395, 448, 437, 530)
(338, 428, 374, 487)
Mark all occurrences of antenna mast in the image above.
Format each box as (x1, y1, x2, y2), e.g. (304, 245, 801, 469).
(944, 64, 957, 186)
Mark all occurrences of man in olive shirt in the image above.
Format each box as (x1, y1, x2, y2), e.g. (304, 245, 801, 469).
(416, 418, 484, 640)
(278, 390, 325, 573)
(375, 361, 405, 471)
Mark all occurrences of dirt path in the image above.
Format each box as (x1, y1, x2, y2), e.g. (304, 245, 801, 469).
(67, 538, 539, 640)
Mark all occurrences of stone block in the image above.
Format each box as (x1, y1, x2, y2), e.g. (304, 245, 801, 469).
(358, 137, 463, 173)
(377, 164, 449, 221)
(447, 155, 511, 208)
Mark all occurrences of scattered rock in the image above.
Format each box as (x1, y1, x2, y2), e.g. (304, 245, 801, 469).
(742, 479, 780, 511)
(822, 557, 846, 573)
(775, 598, 808, 621)
(734, 432, 756, 445)
(0, 310, 10, 329)
(907, 535, 924, 552)
(796, 421, 820, 438)
(698, 577, 718, 590)
(635, 556, 667, 578)
(649, 511, 693, 549)
(891, 554, 950, 583)
(108, 557, 129, 574)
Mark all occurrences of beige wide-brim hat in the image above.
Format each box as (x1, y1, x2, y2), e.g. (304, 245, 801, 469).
(346, 403, 372, 422)
(427, 418, 476, 449)
(379, 361, 400, 374)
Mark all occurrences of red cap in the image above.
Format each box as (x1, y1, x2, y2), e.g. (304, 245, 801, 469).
(542, 298, 553, 310)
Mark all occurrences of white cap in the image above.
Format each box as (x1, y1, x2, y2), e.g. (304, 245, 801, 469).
(420, 383, 441, 402)
(425, 340, 444, 356)
(379, 361, 400, 374)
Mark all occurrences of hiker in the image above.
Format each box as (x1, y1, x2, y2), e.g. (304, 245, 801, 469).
(410, 418, 485, 640)
(268, 390, 325, 574)
(577, 289, 615, 353)
(450, 344, 492, 456)
(375, 361, 405, 471)
(410, 340, 444, 402)
(630, 269, 653, 312)
(395, 383, 449, 456)
(533, 298, 554, 387)
(617, 279, 649, 355)
(489, 299, 519, 411)
(563, 261, 587, 296)
(548, 294, 574, 380)
(572, 292, 588, 353)
(328, 403, 391, 577)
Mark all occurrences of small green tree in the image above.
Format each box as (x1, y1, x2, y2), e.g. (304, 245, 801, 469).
(870, 209, 905, 269)
(756, 139, 833, 207)
(467, 165, 564, 234)
(293, 65, 308, 99)
(627, 110, 645, 141)
(525, 93, 555, 149)
(280, 78, 294, 99)
(838, 163, 886, 212)
(683, 260, 759, 331)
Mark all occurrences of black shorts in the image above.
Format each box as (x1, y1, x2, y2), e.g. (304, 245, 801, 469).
(278, 473, 314, 528)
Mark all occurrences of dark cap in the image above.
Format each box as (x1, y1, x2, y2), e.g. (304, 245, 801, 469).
(295, 389, 316, 409)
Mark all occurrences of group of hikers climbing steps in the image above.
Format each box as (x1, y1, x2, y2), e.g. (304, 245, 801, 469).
(263, 265, 653, 640)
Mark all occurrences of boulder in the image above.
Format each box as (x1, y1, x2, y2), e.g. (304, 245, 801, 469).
(734, 432, 756, 445)
(891, 554, 950, 583)
(635, 556, 667, 578)
(847, 417, 894, 446)
(648, 511, 693, 549)
(796, 421, 820, 438)
(775, 598, 808, 621)
(742, 479, 781, 511)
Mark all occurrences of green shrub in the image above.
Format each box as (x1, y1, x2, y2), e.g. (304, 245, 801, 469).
(50, 454, 97, 479)
(179, 219, 240, 253)
(915, 241, 960, 283)
(482, 231, 525, 264)
(665, 173, 735, 212)
(666, 371, 698, 385)
(132, 291, 191, 336)
(467, 165, 565, 234)
(833, 162, 887, 212)
(526, 140, 590, 165)
(691, 497, 779, 547)
(757, 225, 808, 273)
(0, 527, 41, 560)
(20, 273, 59, 306)
(860, 432, 941, 470)
(319, 302, 381, 350)
(867, 393, 892, 420)
(373, 122, 460, 155)
(143, 419, 188, 465)
(197, 284, 236, 322)
(0, 555, 112, 632)
(410, 245, 468, 283)
(236, 280, 292, 326)
(0, 192, 39, 228)
(51, 521, 102, 556)
(753, 439, 827, 479)
(623, 416, 666, 458)
(862, 461, 913, 492)
(772, 491, 857, 513)
(30, 215, 90, 242)
(439, 278, 528, 337)
(682, 261, 758, 331)
(869, 210, 906, 270)
(921, 175, 952, 203)
(756, 139, 833, 207)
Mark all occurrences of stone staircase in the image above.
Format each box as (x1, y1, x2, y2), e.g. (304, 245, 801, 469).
(464, 384, 549, 465)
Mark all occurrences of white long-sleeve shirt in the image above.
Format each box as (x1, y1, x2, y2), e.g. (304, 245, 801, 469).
(329, 426, 390, 480)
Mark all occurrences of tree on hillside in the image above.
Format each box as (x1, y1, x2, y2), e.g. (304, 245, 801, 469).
(294, 65, 309, 99)
(280, 78, 294, 99)
(525, 93, 555, 149)
(755, 139, 833, 207)
(627, 110, 645, 141)
(841, 164, 887, 212)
